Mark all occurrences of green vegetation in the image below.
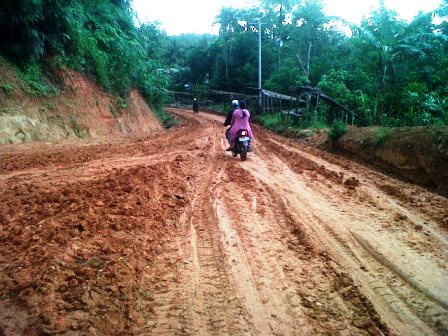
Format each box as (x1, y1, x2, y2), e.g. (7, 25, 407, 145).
(152, 106, 178, 129)
(255, 114, 286, 130)
(0, 0, 167, 106)
(0, 0, 447, 131)
(118, 97, 127, 110)
(0, 83, 14, 94)
(374, 127, 391, 145)
(18, 63, 59, 96)
(328, 119, 347, 140)
(69, 116, 85, 138)
(161, 0, 448, 129)
(255, 113, 327, 135)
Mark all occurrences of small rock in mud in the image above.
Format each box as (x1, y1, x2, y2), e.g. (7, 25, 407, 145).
(394, 213, 408, 221)
(352, 316, 372, 329)
(344, 177, 360, 190)
(413, 223, 423, 231)
(53, 317, 69, 333)
(155, 245, 162, 255)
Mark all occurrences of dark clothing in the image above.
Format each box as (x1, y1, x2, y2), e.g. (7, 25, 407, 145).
(223, 109, 234, 126)
(224, 108, 236, 145)
(193, 100, 199, 113)
(225, 128, 232, 145)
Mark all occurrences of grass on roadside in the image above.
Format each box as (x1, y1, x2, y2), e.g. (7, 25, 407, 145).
(255, 113, 328, 136)
(153, 105, 179, 128)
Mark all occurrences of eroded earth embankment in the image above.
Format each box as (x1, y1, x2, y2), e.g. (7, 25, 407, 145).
(335, 126, 448, 197)
(0, 59, 163, 144)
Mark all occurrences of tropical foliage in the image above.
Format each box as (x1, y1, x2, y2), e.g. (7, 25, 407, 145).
(0, 0, 447, 127)
(163, 0, 448, 127)
(0, 0, 167, 107)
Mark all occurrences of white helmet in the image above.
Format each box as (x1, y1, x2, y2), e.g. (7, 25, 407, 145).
(231, 99, 239, 107)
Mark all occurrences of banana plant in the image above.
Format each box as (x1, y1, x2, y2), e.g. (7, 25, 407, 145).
(348, 0, 448, 124)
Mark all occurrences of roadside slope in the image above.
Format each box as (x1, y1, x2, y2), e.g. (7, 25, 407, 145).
(336, 126, 448, 196)
(0, 58, 163, 144)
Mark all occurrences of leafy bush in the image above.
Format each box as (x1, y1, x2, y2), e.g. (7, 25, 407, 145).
(328, 119, 347, 140)
(374, 127, 391, 145)
(0, 0, 167, 106)
(18, 63, 58, 96)
(0, 83, 14, 94)
(152, 106, 178, 128)
(317, 70, 353, 106)
(401, 88, 447, 126)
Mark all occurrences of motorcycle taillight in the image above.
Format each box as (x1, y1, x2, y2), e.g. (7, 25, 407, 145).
(241, 131, 247, 136)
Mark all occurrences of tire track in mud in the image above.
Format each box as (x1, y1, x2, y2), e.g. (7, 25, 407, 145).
(1, 109, 447, 335)
(250, 131, 448, 335)
(215, 165, 305, 335)
(218, 161, 389, 335)
(166, 112, 392, 335)
(136, 118, 249, 335)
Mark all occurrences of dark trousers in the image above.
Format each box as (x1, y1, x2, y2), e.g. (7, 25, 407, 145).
(225, 128, 232, 144)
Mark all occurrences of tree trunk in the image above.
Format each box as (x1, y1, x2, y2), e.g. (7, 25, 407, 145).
(306, 42, 312, 80)
(375, 52, 386, 124)
(296, 42, 313, 81)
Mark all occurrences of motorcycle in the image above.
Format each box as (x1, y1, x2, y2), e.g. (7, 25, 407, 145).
(231, 129, 252, 161)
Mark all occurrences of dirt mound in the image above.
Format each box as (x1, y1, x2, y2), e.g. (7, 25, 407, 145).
(335, 126, 448, 196)
(0, 147, 191, 335)
(264, 124, 448, 197)
(0, 59, 163, 144)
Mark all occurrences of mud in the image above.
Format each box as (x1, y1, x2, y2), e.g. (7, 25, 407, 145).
(0, 109, 447, 335)
(0, 58, 163, 144)
(336, 126, 448, 196)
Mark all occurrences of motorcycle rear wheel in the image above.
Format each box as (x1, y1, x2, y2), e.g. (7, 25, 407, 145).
(240, 151, 247, 161)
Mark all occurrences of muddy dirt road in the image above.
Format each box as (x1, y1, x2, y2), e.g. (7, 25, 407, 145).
(1, 109, 447, 335)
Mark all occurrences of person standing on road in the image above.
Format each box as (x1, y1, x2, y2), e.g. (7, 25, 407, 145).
(192, 98, 199, 113)
(224, 99, 239, 149)
(228, 99, 254, 151)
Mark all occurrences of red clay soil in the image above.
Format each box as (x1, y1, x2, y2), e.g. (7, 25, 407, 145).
(0, 59, 163, 144)
(0, 109, 447, 335)
(336, 126, 448, 197)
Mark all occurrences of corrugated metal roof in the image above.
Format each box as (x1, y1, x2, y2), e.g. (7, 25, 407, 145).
(261, 89, 297, 101)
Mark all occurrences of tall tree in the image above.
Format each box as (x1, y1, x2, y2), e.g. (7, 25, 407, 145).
(352, 1, 448, 123)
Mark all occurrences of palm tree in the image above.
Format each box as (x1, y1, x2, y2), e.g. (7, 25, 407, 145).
(351, 1, 448, 123)
(214, 7, 242, 84)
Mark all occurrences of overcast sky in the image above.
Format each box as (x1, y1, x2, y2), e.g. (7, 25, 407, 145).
(132, 0, 443, 36)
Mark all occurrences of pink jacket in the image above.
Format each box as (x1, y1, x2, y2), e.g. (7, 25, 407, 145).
(230, 108, 254, 140)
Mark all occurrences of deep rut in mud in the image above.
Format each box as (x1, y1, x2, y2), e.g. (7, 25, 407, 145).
(0, 108, 447, 335)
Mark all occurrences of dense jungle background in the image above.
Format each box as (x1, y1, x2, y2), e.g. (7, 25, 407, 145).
(1, 0, 448, 128)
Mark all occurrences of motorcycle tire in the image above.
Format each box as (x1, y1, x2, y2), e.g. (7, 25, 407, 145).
(240, 150, 247, 161)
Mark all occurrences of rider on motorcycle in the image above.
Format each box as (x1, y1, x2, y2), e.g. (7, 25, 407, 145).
(227, 99, 254, 151)
(224, 100, 239, 149)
